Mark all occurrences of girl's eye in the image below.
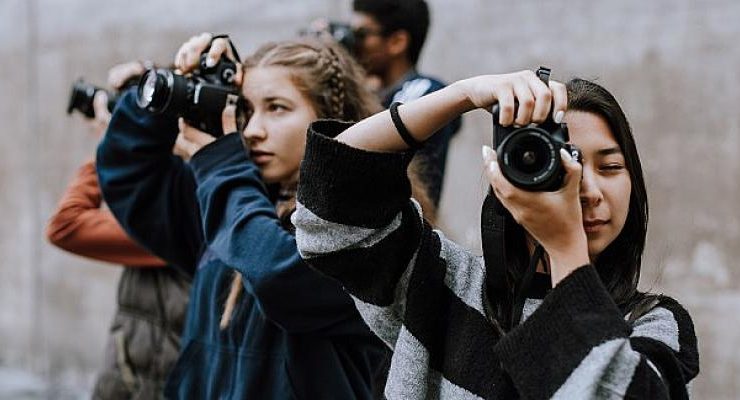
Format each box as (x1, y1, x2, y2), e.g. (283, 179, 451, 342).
(600, 164, 625, 172)
(268, 103, 288, 112)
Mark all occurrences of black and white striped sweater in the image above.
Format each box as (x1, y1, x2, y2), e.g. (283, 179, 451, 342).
(293, 120, 699, 399)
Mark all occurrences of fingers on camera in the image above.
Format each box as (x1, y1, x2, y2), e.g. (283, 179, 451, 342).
(207, 39, 231, 68)
(496, 86, 516, 126)
(529, 78, 552, 124)
(498, 72, 564, 126)
(550, 81, 568, 123)
(221, 105, 237, 133)
(513, 78, 535, 127)
(177, 33, 212, 71)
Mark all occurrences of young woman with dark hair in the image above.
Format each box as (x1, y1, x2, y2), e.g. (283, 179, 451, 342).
(293, 70, 699, 399)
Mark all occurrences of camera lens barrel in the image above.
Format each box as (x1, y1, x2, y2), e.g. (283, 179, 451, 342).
(498, 127, 565, 191)
(137, 69, 171, 112)
(67, 79, 102, 119)
(135, 63, 242, 137)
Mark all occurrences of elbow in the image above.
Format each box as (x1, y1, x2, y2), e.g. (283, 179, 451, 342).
(45, 217, 82, 253)
(249, 268, 311, 333)
(45, 219, 69, 248)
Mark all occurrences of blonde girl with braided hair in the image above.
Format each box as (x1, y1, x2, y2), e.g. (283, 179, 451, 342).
(97, 33, 411, 399)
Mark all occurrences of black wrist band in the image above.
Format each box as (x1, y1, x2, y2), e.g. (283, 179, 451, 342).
(389, 102, 422, 150)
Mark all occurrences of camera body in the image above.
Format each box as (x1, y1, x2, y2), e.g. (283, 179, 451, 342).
(67, 76, 138, 119)
(136, 53, 244, 137)
(493, 108, 581, 191)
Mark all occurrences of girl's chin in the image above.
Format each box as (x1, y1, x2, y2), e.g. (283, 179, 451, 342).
(587, 241, 606, 262)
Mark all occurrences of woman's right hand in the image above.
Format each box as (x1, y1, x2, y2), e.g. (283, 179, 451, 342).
(455, 70, 568, 126)
(174, 32, 244, 86)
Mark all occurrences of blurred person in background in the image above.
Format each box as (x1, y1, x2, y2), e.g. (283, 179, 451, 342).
(96, 33, 408, 399)
(351, 0, 462, 207)
(47, 61, 191, 399)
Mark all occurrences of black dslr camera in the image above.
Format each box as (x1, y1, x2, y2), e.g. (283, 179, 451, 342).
(493, 67, 581, 191)
(299, 20, 357, 54)
(67, 76, 139, 119)
(135, 43, 245, 137)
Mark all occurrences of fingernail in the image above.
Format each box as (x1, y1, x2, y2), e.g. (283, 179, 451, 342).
(559, 148, 573, 162)
(482, 145, 494, 161)
(488, 160, 497, 174)
(205, 57, 216, 68)
(554, 110, 565, 124)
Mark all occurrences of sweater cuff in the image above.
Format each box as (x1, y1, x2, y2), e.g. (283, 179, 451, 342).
(494, 264, 632, 398)
(189, 132, 250, 184)
(298, 120, 415, 229)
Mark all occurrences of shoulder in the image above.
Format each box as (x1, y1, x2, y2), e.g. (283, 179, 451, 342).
(627, 294, 700, 381)
(391, 73, 447, 104)
(628, 295, 694, 331)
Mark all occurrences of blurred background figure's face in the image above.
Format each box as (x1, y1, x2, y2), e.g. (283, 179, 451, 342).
(351, 12, 390, 76)
(241, 66, 318, 187)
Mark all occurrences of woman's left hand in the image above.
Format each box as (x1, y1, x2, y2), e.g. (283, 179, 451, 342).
(174, 119, 214, 160)
(173, 103, 239, 160)
(483, 145, 590, 285)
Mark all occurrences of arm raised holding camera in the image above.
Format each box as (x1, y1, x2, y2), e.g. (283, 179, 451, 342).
(332, 70, 587, 285)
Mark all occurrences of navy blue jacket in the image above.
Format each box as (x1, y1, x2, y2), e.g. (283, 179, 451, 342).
(381, 70, 462, 206)
(96, 90, 387, 399)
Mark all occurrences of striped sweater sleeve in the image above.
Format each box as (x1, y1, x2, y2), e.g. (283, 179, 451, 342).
(295, 121, 506, 399)
(294, 120, 422, 347)
(494, 264, 700, 399)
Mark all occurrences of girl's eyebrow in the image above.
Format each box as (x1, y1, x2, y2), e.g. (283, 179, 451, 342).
(596, 146, 622, 156)
(260, 96, 294, 106)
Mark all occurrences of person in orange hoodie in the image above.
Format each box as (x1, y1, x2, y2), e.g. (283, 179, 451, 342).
(47, 61, 190, 399)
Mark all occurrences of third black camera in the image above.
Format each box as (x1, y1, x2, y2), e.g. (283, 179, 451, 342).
(136, 50, 244, 137)
(67, 75, 139, 119)
(299, 20, 357, 54)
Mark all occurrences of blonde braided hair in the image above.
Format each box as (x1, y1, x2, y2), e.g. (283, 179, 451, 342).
(317, 45, 346, 118)
(220, 39, 380, 330)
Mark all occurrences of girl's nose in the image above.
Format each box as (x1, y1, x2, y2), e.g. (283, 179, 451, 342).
(579, 168, 603, 208)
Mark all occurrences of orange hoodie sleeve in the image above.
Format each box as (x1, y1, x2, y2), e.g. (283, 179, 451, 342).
(46, 160, 166, 267)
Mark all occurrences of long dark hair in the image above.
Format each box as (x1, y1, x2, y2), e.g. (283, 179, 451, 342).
(566, 78, 649, 304)
(493, 78, 649, 329)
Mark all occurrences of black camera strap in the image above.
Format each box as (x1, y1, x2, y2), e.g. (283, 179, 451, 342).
(211, 34, 242, 62)
(481, 190, 508, 311)
(511, 244, 544, 327)
(536, 66, 551, 86)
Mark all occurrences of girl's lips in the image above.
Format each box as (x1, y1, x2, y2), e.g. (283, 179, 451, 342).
(250, 150, 273, 164)
(583, 219, 608, 233)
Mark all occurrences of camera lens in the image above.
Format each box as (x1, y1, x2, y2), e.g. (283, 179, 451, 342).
(140, 73, 157, 105)
(67, 79, 100, 119)
(498, 127, 562, 190)
(508, 135, 550, 174)
(136, 69, 171, 112)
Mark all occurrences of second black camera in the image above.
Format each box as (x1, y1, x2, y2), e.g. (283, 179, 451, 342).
(136, 52, 245, 137)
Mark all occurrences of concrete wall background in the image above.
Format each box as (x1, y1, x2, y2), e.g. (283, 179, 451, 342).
(1, 0, 738, 398)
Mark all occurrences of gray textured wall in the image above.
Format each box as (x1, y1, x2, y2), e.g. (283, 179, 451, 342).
(1, 0, 737, 398)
